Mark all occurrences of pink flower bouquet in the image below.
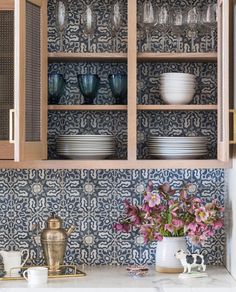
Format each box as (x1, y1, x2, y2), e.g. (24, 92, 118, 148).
(114, 181, 224, 246)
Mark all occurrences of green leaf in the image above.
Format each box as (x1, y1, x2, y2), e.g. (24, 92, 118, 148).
(168, 211, 172, 224)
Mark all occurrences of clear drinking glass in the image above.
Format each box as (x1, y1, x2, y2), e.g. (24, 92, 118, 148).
(186, 7, 200, 52)
(55, 0, 68, 52)
(110, 1, 122, 52)
(201, 4, 217, 52)
(82, 5, 97, 52)
(139, 0, 157, 52)
(170, 7, 184, 53)
(156, 4, 169, 52)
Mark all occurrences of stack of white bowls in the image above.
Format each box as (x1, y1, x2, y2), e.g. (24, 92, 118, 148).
(148, 136, 208, 159)
(57, 135, 115, 160)
(160, 73, 196, 104)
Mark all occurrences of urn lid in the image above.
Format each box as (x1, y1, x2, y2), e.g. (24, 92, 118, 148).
(46, 212, 63, 229)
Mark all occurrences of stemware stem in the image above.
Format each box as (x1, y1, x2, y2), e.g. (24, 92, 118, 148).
(190, 31, 195, 52)
(115, 34, 119, 52)
(161, 33, 166, 52)
(146, 29, 151, 52)
(211, 29, 215, 51)
(205, 33, 209, 52)
(177, 34, 181, 53)
(88, 34, 91, 52)
(59, 31, 63, 52)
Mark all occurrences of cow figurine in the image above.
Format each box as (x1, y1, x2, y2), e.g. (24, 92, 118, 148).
(175, 249, 206, 274)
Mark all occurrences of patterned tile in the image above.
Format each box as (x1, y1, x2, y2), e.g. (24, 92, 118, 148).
(137, 0, 217, 53)
(137, 110, 217, 159)
(48, 111, 127, 160)
(137, 62, 217, 105)
(48, 0, 127, 53)
(0, 169, 225, 266)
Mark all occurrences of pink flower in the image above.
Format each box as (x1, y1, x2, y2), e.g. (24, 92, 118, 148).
(180, 189, 187, 200)
(114, 182, 224, 246)
(114, 223, 130, 233)
(164, 223, 174, 233)
(153, 233, 163, 241)
(188, 222, 198, 232)
(195, 207, 209, 223)
(146, 180, 153, 193)
(144, 191, 161, 208)
(172, 219, 184, 229)
(159, 183, 175, 195)
(168, 200, 175, 206)
(140, 225, 153, 243)
(213, 219, 223, 229)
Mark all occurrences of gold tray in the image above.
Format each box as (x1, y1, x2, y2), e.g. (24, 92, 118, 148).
(0, 264, 86, 281)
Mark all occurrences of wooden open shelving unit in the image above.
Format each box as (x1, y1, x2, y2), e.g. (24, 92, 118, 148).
(48, 52, 217, 63)
(48, 104, 217, 112)
(0, 0, 232, 169)
(137, 52, 217, 62)
(48, 52, 127, 63)
(48, 105, 128, 111)
(137, 105, 217, 111)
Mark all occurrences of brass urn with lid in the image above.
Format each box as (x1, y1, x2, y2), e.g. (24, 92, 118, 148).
(41, 213, 75, 275)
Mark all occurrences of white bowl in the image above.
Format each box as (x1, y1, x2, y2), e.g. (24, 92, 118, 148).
(160, 73, 196, 79)
(160, 80, 196, 86)
(161, 91, 194, 104)
(160, 86, 195, 92)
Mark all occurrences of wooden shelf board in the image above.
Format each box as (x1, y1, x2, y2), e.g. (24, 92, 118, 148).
(48, 105, 127, 111)
(137, 52, 217, 62)
(229, 109, 236, 113)
(0, 159, 230, 169)
(48, 52, 127, 62)
(137, 105, 217, 111)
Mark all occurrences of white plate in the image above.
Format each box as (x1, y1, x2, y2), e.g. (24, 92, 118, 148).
(57, 150, 115, 154)
(150, 154, 207, 159)
(149, 136, 207, 140)
(59, 154, 113, 160)
(149, 150, 208, 154)
(58, 134, 114, 138)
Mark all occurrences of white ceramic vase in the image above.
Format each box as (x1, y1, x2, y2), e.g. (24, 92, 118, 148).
(155, 237, 187, 273)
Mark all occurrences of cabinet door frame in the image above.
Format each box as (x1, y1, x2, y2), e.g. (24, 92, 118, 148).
(14, 0, 47, 161)
(0, 0, 14, 160)
(217, 0, 231, 162)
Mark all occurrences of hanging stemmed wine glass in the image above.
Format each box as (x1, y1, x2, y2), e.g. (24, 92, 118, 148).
(203, 4, 217, 52)
(55, 0, 68, 52)
(139, 0, 157, 52)
(201, 5, 211, 52)
(156, 4, 170, 53)
(170, 7, 184, 53)
(82, 5, 97, 52)
(186, 6, 200, 52)
(110, 1, 122, 52)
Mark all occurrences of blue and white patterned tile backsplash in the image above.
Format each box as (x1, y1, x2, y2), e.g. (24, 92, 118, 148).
(0, 168, 225, 266)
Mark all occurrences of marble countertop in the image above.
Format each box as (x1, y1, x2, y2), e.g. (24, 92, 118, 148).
(0, 266, 236, 292)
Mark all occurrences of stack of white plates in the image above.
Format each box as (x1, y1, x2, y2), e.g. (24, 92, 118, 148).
(160, 73, 196, 104)
(57, 135, 115, 160)
(148, 136, 208, 159)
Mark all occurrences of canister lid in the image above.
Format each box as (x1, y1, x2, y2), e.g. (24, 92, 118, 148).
(47, 212, 63, 229)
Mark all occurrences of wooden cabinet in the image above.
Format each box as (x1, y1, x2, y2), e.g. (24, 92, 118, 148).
(0, 0, 48, 162)
(14, 0, 48, 161)
(0, 0, 233, 169)
(0, 0, 14, 159)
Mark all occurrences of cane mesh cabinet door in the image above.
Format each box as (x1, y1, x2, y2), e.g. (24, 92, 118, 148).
(0, 0, 14, 159)
(14, 0, 47, 161)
